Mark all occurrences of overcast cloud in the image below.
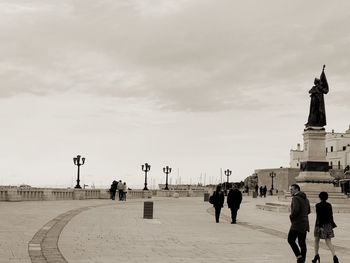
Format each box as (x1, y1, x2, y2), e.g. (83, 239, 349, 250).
(1, 0, 350, 188)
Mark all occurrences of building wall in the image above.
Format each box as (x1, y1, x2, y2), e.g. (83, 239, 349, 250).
(254, 168, 300, 192)
(290, 126, 350, 171)
(290, 150, 304, 168)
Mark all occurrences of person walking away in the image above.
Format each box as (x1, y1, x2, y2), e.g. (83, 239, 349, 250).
(312, 191, 339, 263)
(259, 186, 263, 197)
(122, 182, 128, 201)
(287, 184, 311, 263)
(227, 184, 242, 224)
(263, 185, 267, 198)
(255, 184, 258, 194)
(117, 180, 124, 201)
(212, 184, 225, 223)
(109, 180, 118, 200)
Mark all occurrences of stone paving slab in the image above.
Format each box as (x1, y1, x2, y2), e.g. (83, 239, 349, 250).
(1, 196, 350, 263)
(59, 196, 350, 263)
(0, 200, 114, 263)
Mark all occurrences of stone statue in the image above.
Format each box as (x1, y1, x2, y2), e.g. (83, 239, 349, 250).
(305, 65, 329, 128)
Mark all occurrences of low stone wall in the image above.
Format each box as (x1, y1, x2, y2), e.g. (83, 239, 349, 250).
(0, 187, 208, 202)
(0, 188, 8, 201)
(156, 189, 207, 197)
(0, 187, 111, 202)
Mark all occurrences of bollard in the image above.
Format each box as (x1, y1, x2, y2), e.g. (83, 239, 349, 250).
(204, 193, 209, 202)
(143, 201, 153, 219)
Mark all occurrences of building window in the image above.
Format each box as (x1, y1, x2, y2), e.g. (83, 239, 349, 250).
(331, 146, 333, 152)
(326, 147, 328, 153)
(343, 146, 346, 151)
(297, 163, 299, 167)
(330, 161, 333, 168)
(338, 161, 341, 169)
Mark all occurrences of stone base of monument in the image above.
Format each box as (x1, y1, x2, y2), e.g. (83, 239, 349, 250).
(256, 183, 350, 213)
(279, 190, 349, 204)
(296, 171, 335, 184)
(256, 66, 350, 212)
(256, 201, 350, 213)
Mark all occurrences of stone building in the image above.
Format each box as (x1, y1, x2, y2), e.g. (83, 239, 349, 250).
(249, 127, 350, 193)
(254, 168, 300, 193)
(290, 125, 350, 179)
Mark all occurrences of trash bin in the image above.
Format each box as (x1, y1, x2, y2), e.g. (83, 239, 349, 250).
(204, 193, 209, 202)
(143, 201, 153, 219)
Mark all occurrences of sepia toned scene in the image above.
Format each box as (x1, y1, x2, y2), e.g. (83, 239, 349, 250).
(1, 1, 350, 263)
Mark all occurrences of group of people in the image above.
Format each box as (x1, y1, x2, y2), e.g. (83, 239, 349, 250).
(210, 184, 242, 224)
(288, 184, 339, 263)
(253, 184, 267, 197)
(109, 180, 128, 201)
(259, 185, 267, 197)
(210, 183, 340, 263)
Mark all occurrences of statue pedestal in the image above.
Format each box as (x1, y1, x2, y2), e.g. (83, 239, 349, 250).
(296, 129, 341, 193)
(273, 129, 349, 209)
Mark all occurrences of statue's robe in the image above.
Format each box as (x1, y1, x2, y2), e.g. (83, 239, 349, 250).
(306, 70, 329, 127)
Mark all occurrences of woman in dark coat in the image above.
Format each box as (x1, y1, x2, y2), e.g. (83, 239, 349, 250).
(312, 192, 339, 263)
(212, 184, 225, 223)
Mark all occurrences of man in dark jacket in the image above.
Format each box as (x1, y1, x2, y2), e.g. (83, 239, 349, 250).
(287, 184, 311, 263)
(227, 184, 242, 224)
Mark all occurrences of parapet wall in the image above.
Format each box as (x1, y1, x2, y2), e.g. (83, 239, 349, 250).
(0, 187, 208, 202)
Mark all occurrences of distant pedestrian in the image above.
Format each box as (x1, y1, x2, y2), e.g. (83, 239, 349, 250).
(312, 191, 339, 263)
(109, 180, 118, 200)
(227, 184, 242, 224)
(255, 184, 258, 194)
(259, 186, 263, 197)
(117, 180, 124, 201)
(245, 185, 249, 196)
(263, 185, 267, 198)
(122, 182, 128, 201)
(212, 184, 225, 223)
(287, 184, 311, 263)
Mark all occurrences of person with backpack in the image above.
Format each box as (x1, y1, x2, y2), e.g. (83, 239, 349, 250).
(211, 184, 225, 223)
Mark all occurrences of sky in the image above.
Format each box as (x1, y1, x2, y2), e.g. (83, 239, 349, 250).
(1, 0, 350, 189)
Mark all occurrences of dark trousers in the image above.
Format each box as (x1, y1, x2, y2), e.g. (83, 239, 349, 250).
(230, 208, 238, 223)
(118, 190, 123, 200)
(111, 191, 116, 200)
(214, 207, 222, 222)
(288, 229, 307, 259)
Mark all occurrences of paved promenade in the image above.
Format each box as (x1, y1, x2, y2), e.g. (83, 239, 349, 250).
(1, 195, 350, 263)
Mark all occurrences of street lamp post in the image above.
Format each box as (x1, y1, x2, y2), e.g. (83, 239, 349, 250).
(224, 169, 232, 191)
(73, 155, 85, 189)
(163, 166, 172, 190)
(269, 171, 276, 192)
(142, 163, 151, 191)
